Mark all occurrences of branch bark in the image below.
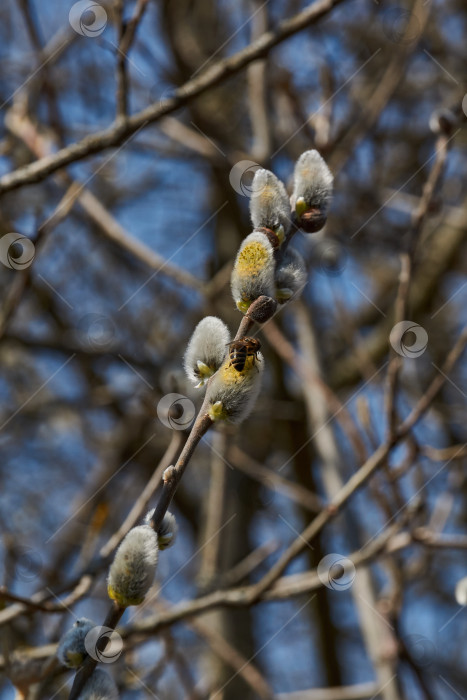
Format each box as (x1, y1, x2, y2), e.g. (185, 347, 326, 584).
(0, 0, 347, 195)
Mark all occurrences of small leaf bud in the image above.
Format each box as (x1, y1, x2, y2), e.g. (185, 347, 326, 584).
(246, 295, 278, 323)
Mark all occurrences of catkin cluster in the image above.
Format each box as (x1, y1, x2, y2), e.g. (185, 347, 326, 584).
(62, 151, 333, 694)
(231, 151, 333, 313)
(182, 149, 332, 424)
(58, 513, 177, 695)
(183, 316, 263, 424)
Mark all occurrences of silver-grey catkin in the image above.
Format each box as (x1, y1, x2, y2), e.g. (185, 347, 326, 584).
(144, 509, 178, 550)
(275, 248, 307, 303)
(57, 618, 96, 668)
(78, 668, 119, 700)
(107, 525, 159, 606)
(250, 169, 291, 239)
(183, 316, 230, 387)
(291, 150, 333, 212)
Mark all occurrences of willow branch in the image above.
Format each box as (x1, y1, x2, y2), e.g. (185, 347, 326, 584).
(0, 0, 347, 195)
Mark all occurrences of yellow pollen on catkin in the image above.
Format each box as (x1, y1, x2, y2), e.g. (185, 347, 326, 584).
(298, 166, 311, 179)
(220, 354, 257, 384)
(256, 185, 276, 206)
(236, 241, 269, 278)
(107, 583, 144, 607)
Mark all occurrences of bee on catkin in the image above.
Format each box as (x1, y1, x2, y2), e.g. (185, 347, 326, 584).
(291, 150, 333, 233)
(226, 337, 261, 372)
(107, 525, 159, 607)
(206, 338, 264, 424)
(184, 316, 230, 387)
(231, 232, 276, 314)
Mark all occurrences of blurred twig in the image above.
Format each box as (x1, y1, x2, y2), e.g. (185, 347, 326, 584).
(228, 444, 322, 513)
(0, 0, 348, 194)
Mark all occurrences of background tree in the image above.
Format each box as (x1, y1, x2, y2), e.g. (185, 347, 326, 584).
(0, 0, 466, 698)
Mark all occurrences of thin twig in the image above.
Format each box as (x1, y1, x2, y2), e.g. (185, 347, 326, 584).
(0, 0, 347, 194)
(228, 445, 322, 513)
(190, 617, 275, 700)
(398, 327, 467, 435)
(115, 0, 129, 120)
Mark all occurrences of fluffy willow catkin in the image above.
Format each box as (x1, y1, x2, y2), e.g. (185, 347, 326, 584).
(184, 316, 230, 387)
(57, 618, 96, 668)
(291, 150, 333, 232)
(250, 169, 291, 243)
(206, 348, 264, 424)
(79, 668, 119, 700)
(275, 248, 307, 303)
(107, 525, 159, 606)
(145, 509, 178, 550)
(231, 232, 276, 313)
